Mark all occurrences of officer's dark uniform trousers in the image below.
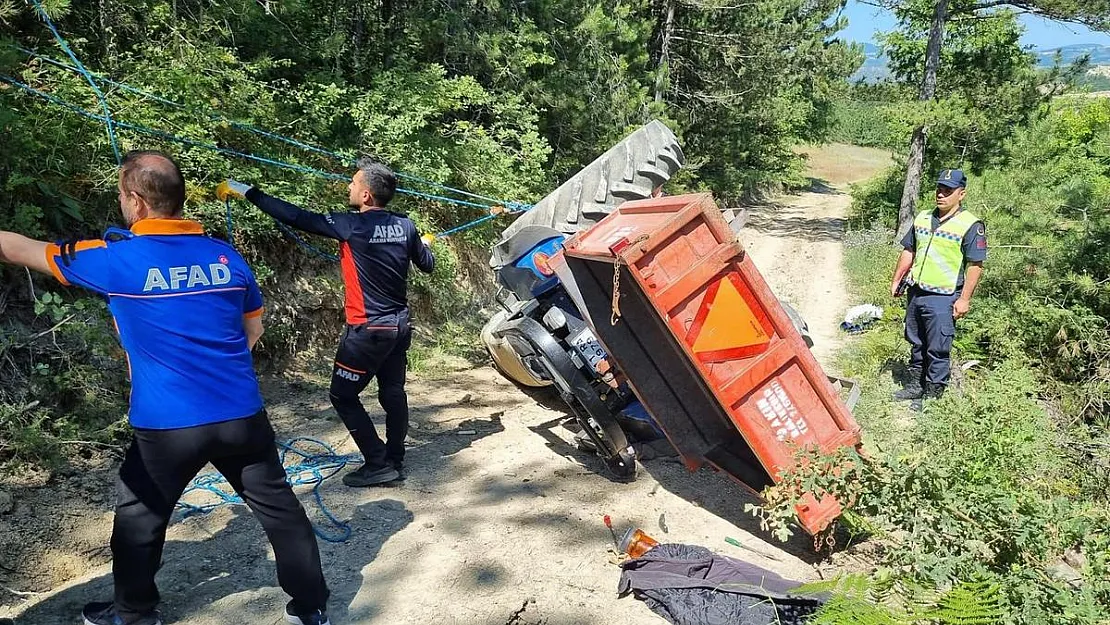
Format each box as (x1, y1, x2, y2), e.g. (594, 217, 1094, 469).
(904, 286, 960, 386)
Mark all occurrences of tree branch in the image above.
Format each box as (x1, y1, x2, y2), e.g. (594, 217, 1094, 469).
(676, 0, 760, 9)
(970, 0, 1012, 10)
(673, 28, 747, 40)
(866, 0, 1110, 30)
(24, 267, 36, 302)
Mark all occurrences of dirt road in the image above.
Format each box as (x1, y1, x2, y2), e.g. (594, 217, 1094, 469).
(3, 368, 820, 625)
(741, 188, 852, 371)
(743, 143, 893, 370)
(2, 144, 890, 624)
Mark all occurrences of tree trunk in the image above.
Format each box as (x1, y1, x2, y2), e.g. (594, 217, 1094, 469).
(655, 1, 675, 105)
(99, 0, 115, 68)
(895, 0, 949, 245)
(382, 0, 400, 69)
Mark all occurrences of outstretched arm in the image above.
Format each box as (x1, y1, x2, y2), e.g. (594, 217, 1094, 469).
(0, 231, 50, 275)
(245, 189, 345, 240)
(2, 231, 112, 293)
(218, 179, 345, 240)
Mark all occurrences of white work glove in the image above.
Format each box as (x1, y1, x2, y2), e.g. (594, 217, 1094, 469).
(216, 179, 253, 201)
(421, 233, 436, 246)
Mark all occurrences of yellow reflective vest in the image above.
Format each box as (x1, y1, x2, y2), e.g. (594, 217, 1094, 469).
(909, 209, 980, 295)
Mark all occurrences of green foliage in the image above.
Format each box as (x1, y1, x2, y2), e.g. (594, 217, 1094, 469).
(0, 286, 128, 468)
(802, 575, 1005, 625)
(848, 165, 909, 228)
(748, 98, 1110, 625)
(754, 359, 1109, 622)
(828, 83, 914, 151)
(878, 0, 1077, 176)
(931, 581, 1007, 625)
(661, 0, 864, 196)
(1076, 73, 1110, 92)
(828, 99, 901, 151)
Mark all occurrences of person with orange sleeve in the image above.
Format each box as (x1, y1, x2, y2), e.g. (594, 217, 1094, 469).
(0, 151, 331, 625)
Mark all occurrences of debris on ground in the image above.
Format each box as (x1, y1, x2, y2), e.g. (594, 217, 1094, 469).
(724, 536, 783, 562)
(617, 543, 823, 625)
(839, 304, 884, 334)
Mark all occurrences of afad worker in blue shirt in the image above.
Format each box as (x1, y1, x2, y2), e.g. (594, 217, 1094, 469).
(890, 168, 987, 411)
(218, 157, 435, 488)
(0, 152, 330, 625)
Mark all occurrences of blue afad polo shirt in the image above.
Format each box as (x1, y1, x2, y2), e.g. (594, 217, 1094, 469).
(45, 219, 265, 429)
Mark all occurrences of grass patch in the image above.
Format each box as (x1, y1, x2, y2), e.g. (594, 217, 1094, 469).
(796, 143, 896, 187)
(409, 313, 491, 376)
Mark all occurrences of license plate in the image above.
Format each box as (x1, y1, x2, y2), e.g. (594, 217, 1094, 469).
(571, 330, 608, 370)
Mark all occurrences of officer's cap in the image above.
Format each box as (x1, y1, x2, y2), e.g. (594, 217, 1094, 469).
(937, 168, 967, 189)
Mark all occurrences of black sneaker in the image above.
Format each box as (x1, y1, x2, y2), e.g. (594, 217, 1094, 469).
(342, 463, 400, 487)
(285, 602, 331, 625)
(82, 602, 162, 625)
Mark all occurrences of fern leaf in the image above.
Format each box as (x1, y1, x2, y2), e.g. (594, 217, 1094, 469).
(795, 573, 873, 599)
(927, 581, 1006, 625)
(811, 594, 909, 625)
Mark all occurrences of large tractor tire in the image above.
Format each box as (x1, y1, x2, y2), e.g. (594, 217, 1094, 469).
(491, 121, 685, 268)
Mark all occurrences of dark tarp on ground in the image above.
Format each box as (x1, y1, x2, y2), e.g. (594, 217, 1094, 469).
(617, 543, 824, 625)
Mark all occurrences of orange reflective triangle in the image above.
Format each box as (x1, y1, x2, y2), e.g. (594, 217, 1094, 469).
(692, 278, 771, 354)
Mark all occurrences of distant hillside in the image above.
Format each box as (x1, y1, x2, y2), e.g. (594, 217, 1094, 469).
(853, 43, 891, 83)
(850, 42, 1110, 83)
(1037, 44, 1110, 67)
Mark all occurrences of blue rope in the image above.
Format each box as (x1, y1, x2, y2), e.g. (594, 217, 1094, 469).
(12, 45, 525, 208)
(225, 197, 340, 262)
(0, 71, 352, 180)
(0, 73, 530, 238)
(435, 203, 531, 238)
(273, 221, 340, 261)
(27, 0, 121, 164)
(177, 438, 362, 543)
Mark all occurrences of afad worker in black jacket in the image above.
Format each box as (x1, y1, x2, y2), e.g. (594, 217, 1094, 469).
(218, 158, 435, 487)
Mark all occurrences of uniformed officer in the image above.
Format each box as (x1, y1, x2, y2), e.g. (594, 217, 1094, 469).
(218, 157, 435, 488)
(890, 168, 987, 410)
(0, 151, 331, 625)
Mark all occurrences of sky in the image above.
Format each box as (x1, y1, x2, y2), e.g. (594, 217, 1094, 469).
(838, 0, 1110, 50)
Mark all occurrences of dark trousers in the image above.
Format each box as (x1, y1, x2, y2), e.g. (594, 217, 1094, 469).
(329, 322, 412, 469)
(905, 288, 960, 386)
(112, 411, 329, 620)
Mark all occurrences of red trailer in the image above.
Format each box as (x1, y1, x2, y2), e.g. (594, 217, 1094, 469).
(549, 192, 862, 534)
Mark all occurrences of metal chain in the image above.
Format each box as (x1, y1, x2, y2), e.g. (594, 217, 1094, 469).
(611, 258, 623, 326)
(610, 234, 651, 326)
(813, 521, 838, 552)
